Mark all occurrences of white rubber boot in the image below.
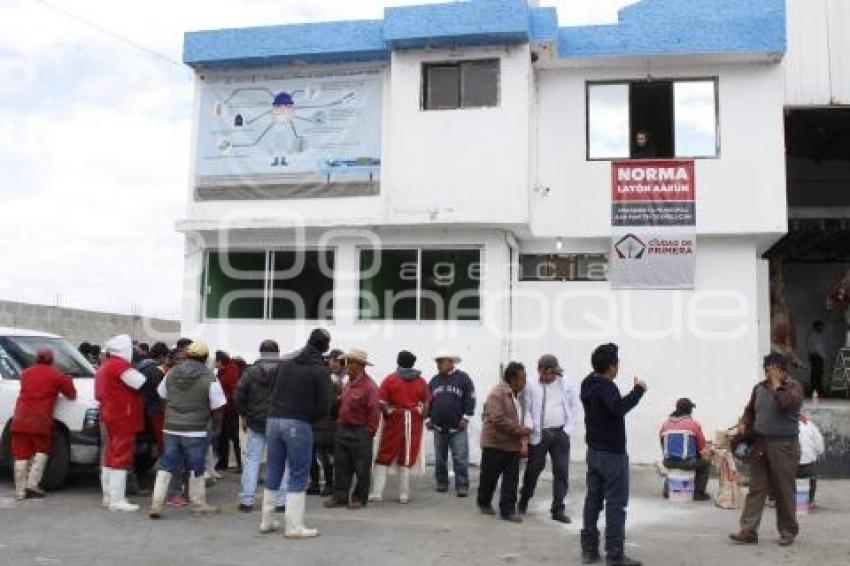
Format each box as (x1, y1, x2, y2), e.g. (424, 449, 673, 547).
(101, 467, 111, 508)
(189, 473, 219, 515)
(259, 489, 281, 534)
(148, 470, 172, 519)
(107, 469, 140, 512)
(284, 492, 319, 539)
(369, 464, 388, 502)
(25, 453, 48, 498)
(13, 461, 29, 501)
(399, 467, 411, 504)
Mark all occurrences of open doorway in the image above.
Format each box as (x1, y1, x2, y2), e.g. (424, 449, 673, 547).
(764, 107, 850, 398)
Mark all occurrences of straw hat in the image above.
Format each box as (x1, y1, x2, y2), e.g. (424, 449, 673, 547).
(433, 348, 462, 364)
(186, 341, 210, 358)
(343, 348, 372, 366)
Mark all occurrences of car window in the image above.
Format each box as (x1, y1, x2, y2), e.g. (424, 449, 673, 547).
(0, 336, 95, 377)
(0, 344, 21, 379)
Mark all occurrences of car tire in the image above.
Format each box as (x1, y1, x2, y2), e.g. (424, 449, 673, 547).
(42, 429, 71, 491)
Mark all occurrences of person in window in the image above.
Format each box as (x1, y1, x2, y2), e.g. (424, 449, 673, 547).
(659, 398, 710, 501)
(477, 362, 529, 523)
(633, 130, 657, 159)
(11, 348, 77, 500)
(427, 349, 476, 497)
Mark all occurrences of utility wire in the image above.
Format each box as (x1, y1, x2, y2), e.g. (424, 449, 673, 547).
(31, 0, 185, 69)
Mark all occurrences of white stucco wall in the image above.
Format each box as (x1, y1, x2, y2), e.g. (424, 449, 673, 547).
(532, 62, 788, 239)
(513, 236, 763, 464)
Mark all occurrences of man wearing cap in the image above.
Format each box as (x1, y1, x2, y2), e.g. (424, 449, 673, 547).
(149, 341, 224, 518)
(519, 354, 581, 523)
(10, 348, 77, 500)
(370, 350, 431, 504)
(98, 334, 147, 512)
(262, 328, 331, 538)
(307, 349, 344, 496)
(235, 339, 288, 512)
(325, 349, 380, 510)
(427, 349, 476, 497)
(659, 398, 710, 501)
(730, 353, 804, 547)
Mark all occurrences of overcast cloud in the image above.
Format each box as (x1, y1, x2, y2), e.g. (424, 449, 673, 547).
(0, 0, 636, 319)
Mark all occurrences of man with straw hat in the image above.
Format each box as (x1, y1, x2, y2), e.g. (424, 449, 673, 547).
(324, 348, 380, 510)
(427, 349, 476, 497)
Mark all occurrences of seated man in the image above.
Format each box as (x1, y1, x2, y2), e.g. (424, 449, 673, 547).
(659, 398, 710, 501)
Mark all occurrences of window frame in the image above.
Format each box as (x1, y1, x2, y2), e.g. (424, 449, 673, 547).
(357, 245, 483, 322)
(585, 77, 721, 162)
(421, 59, 501, 111)
(201, 247, 336, 322)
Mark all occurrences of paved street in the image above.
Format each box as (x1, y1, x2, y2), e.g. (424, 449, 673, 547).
(1, 464, 849, 566)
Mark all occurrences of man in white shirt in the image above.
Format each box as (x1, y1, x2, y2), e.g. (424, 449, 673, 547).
(149, 341, 225, 518)
(519, 354, 581, 523)
(806, 321, 827, 396)
(798, 414, 826, 505)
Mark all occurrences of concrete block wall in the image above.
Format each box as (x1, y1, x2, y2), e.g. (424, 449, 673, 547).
(0, 300, 180, 349)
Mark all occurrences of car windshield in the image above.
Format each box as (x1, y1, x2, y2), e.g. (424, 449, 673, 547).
(0, 336, 95, 377)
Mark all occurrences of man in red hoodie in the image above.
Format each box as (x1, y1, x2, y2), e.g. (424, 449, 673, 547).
(11, 348, 77, 500)
(214, 350, 243, 473)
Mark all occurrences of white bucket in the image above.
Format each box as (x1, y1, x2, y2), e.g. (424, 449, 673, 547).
(668, 469, 696, 503)
(796, 479, 811, 516)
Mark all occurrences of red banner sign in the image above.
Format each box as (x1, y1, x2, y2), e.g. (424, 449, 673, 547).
(611, 160, 696, 203)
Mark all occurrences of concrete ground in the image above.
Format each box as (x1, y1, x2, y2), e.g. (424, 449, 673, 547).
(1, 464, 849, 566)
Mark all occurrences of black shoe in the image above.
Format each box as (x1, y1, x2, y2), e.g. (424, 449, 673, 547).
(233, 467, 243, 475)
(517, 498, 529, 515)
(436, 484, 449, 493)
(582, 553, 601, 565)
(306, 484, 322, 496)
(606, 556, 642, 566)
(321, 484, 333, 497)
(478, 505, 496, 516)
(238, 504, 253, 513)
(456, 488, 469, 498)
(694, 492, 711, 502)
(500, 513, 523, 523)
(274, 505, 286, 514)
(552, 512, 572, 524)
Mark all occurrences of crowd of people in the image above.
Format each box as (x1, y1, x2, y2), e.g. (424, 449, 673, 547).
(8, 329, 827, 565)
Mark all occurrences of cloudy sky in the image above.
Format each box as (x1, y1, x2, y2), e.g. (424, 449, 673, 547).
(0, 0, 636, 319)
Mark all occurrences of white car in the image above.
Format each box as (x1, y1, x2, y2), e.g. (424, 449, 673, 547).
(0, 328, 100, 489)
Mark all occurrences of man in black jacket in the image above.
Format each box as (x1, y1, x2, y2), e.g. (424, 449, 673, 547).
(235, 339, 286, 512)
(260, 329, 331, 539)
(580, 343, 646, 566)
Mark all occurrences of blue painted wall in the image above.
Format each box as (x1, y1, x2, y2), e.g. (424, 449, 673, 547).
(183, 0, 786, 68)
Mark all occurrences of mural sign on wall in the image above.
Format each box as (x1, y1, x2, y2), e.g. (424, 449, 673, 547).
(195, 66, 383, 196)
(610, 160, 697, 289)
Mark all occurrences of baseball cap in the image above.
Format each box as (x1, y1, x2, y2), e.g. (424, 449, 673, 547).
(538, 354, 564, 376)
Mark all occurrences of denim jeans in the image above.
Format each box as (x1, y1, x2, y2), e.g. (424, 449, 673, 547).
(239, 427, 287, 506)
(266, 418, 313, 493)
(433, 429, 469, 491)
(520, 428, 571, 515)
(581, 449, 629, 560)
(160, 434, 208, 477)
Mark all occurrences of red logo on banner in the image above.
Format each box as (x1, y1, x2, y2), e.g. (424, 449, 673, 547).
(612, 160, 695, 203)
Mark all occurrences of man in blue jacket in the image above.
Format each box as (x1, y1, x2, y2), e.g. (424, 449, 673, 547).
(580, 343, 646, 566)
(427, 349, 476, 497)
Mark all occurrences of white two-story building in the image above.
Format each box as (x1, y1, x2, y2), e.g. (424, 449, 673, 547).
(178, 0, 849, 464)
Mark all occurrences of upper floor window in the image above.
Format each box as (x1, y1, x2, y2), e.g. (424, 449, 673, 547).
(422, 59, 500, 110)
(587, 79, 718, 160)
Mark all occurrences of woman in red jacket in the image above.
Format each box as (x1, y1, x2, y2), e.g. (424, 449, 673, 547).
(11, 348, 77, 500)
